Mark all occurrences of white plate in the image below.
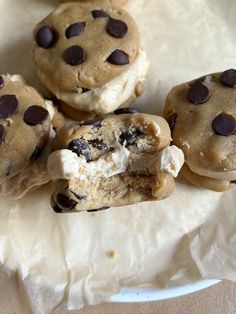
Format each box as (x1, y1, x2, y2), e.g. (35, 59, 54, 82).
(111, 280, 220, 302)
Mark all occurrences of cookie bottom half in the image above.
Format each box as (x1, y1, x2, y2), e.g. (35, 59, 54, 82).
(181, 163, 235, 192)
(51, 172, 175, 213)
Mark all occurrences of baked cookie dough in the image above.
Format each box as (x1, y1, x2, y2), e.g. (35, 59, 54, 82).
(0, 74, 64, 199)
(33, 3, 148, 116)
(47, 109, 184, 212)
(61, 0, 128, 7)
(164, 69, 236, 191)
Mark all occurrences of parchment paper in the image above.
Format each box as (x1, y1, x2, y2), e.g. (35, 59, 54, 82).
(1, 0, 236, 313)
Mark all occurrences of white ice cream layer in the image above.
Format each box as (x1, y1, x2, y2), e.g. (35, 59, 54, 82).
(47, 144, 184, 181)
(47, 144, 130, 181)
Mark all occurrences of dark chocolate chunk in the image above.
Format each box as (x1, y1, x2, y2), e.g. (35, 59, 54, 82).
(6, 163, 13, 177)
(119, 129, 141, 147)
(231, 180, 236, 184)
(212, 113, 236, 136)
(0, 76, 4, 89)
(81, 87, 90, 93)
(107, 49, 129, 65)
(114, 108, 138, 115)
(36, 26, 55, 49)
(30, 146, 43, 161)
(107, 18, 128, 38)
(0, 95, 18, 118)
(68, 138, 92, 162)
(52, 203, 63, 213)
(0, 124, 5, 143)
(87, 206, 110, 212)
(167, 113, 177, 132)
(88, 138, 108, 150)
(64, 45, 86, 66)
(23, 105, 49, 126)
(80, 118, 103, 128)
(65, 22, 85, 39)
(56, 193, 77, 210)
(189, 76, 206, 87)
(220, 69, 236, 88)
(69, 189, 87, 201)
(187, 82, 209, 105)
(92, 10, 109, 19)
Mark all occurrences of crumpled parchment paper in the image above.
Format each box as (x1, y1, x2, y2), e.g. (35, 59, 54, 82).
(1, 0, 236, 313)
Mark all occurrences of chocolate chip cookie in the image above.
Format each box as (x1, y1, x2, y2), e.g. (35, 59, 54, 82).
(47, 109, 184, 213)
(164, 69, 236, 191)
(0, 74, 51, 183)
(33, 2, 148, 116)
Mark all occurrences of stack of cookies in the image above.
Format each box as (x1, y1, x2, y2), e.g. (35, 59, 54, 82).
(5, 0, 236, 213)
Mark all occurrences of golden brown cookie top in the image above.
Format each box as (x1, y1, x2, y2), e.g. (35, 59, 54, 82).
(164, 70, 236, 173)
(33, 2, 139, 90)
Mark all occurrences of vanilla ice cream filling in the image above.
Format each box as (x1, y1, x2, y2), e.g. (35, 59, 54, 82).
(186, 161, 236, 181)
(47, 145, 184, 181)
(39, 48, 149, 115)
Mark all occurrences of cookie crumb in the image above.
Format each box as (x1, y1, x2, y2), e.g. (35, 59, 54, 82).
(179, 138, 190, 149)
(107, 250, 119, 260)
(200, 152, 204, 157)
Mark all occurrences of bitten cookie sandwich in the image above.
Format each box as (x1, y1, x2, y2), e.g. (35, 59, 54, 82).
(33, 2, 148, 118)
(48, 109, 184, 213)
(165, 69, 236, 191)
(0, 74, 63, 199)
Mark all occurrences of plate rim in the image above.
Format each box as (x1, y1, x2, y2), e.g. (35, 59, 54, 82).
(110, 279, 220, 303)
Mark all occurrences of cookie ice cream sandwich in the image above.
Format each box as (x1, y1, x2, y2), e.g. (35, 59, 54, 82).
(33, 2, 149, 119)
(47, 109, 184, 213)
(0, 74, 63, 199)
(164, 69, 236, 191)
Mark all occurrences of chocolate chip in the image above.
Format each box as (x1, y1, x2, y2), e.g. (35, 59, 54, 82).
(80, 118, 103, 128)
(231, 180, 236, 184)
(30, 146, 43, 161)
(36, 26, 55, 49)
(92, 10, 109, 19)
(167, 113, 177, 132)
(52, 203, 63, 213)
(0, 95, 18, 118)
(65, 22, 85, 39)
(220, 69, 236, 88)
(68, 138, 92, 162)
(64, 46, 86, 66)
(114, 108, 138, 115)
(87, 206, 110, 212)
(119, 130, 141, 147)
(89, 138, 108, 150)
(23, 105, 49, 126)
(69, 189, 87, 201)
(187, 82, 209, 105)
(81, 87, 90, 93)
(0, 76, 4, 89)
(0, 125, 5, 143)
(57, 193, 77, 210)
(212, 113, 236, 136)
(6, 163, 13, 177)
(107, 50, 129, 65)
(189, 76, 206, 87)
(107, 18, 128, 38)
